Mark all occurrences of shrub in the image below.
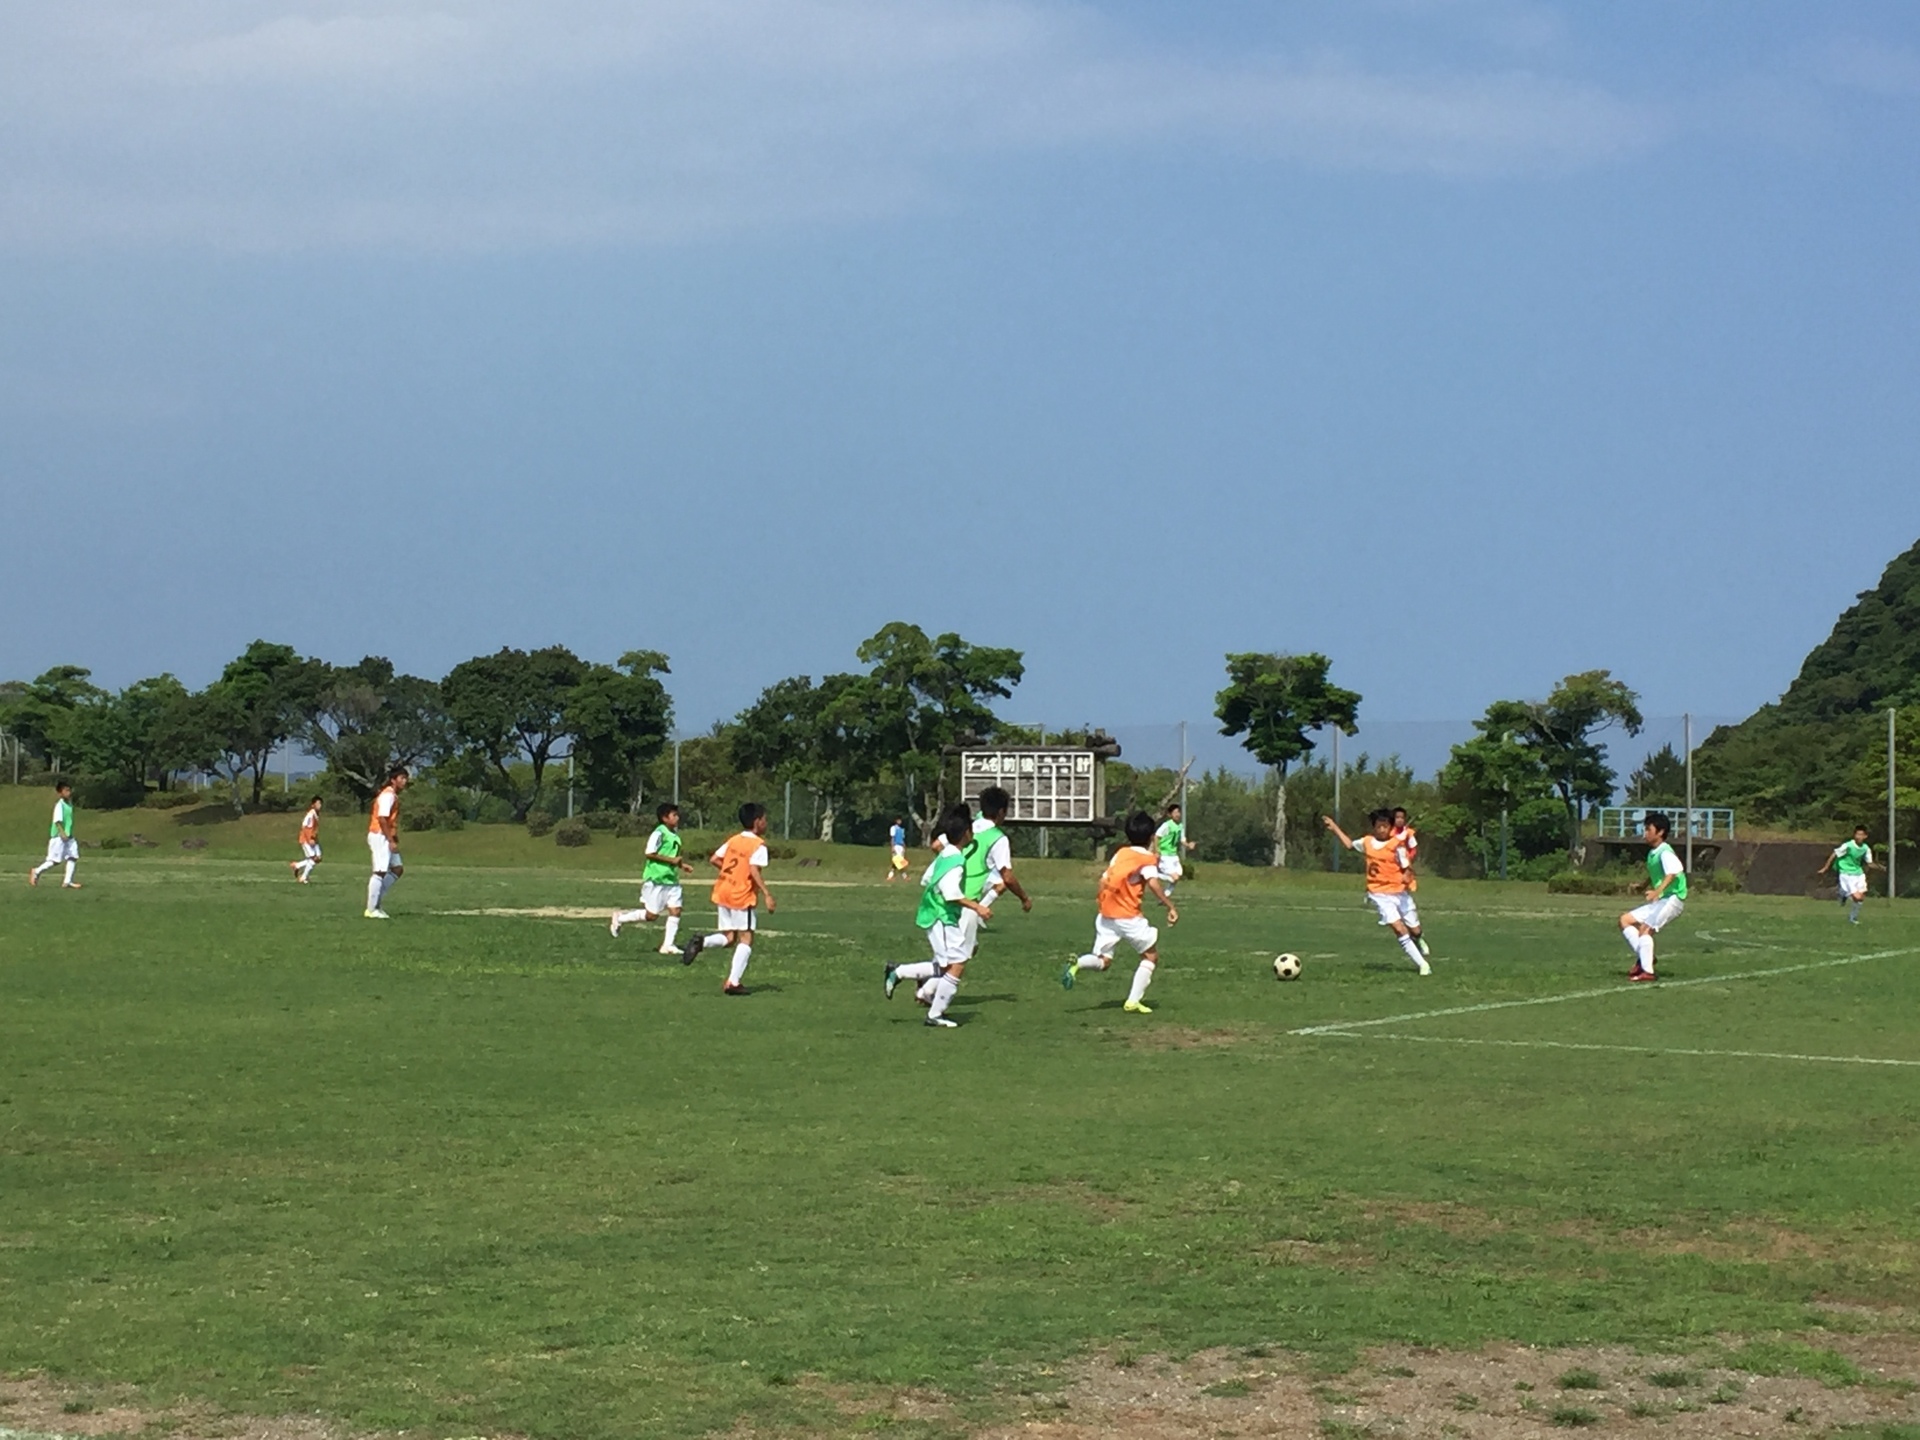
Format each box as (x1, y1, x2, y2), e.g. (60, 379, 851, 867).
(582, 810, 622, 831)
(406, 807, 438, 831)
(1547, 868, 1640, 896)
(254, 789, 299, 812)
(73, 774, 147, 811)
(97, 834, 131, 851)
(554, 818, 591, 847)
(615, 812, 650, 838)
(766, 843, 798, 861)
(1708, 867, 1741, 894)
(474, 795, 515, 825)
(526, 809, 556, 837)
(141, 790, 201, 810)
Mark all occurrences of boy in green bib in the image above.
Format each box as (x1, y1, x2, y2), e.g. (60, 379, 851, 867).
(28, 781, 80, 889)
(1816, 824, 1880, 924)
(1619, 811, 1686, 982)
(611, 802, 695, 951)
(884, 807, 992, 1029)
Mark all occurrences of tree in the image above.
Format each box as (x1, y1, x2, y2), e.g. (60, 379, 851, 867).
(54, 674, 192, 789)
(1479, 670, 1644, 859)
(194, 642, 326, 811)
(441, 646, 587, 819)
(1626, 743, 1687, 806)
(1435, 723, 1557, 875)
(730, 673, 870, 841)
(301, 658, 453, 803)
(1214, 653, 1361, 867)
(851, 622, 1025, 833)
(0, 665, 107, 769)
(568, 651, 673, 813)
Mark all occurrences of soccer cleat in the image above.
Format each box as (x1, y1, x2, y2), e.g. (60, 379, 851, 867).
(1414, 958, 1431, 976)
(1628, 967, 1657, 983)
(681, 936, 704, 966)
(609, 914, 622, 937)
(62, 882, 82, 890)
(27, 868, 37, 887)
(1122, 999, 1153, 1014)
(1060, 961, 1076, 991)
(884, 964, 899, 1000)
(365, 908, 390, 920)
(722, 983, 748, 996)
(657, 944, 678, 955)
(1416, 936, 1431, 958)
(289, 861, 299, 878)
(924, 1016, 958, 1028)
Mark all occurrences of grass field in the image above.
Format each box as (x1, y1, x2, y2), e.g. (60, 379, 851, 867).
(3, 789, 1918, 1438)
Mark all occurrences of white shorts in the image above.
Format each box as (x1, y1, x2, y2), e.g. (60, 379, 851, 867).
(1092, 914, 1158, 958)
(956, 902, 999, 951)
(926, 920, 972, 967)
(1368, 891, 1420, 929)
(641, 881, 684, 914)
(1838, 873, 1868, 899)
(367, 834, 401, 873)
(301, 842, 322, 861)
(715, 905, 757, 933)
(44, 836, 78, 865)
(1628, 895, 1685, 932)
(1157, 857, 1183, 883)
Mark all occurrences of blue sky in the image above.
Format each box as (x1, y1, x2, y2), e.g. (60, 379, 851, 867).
(2, 0, 1918, 777)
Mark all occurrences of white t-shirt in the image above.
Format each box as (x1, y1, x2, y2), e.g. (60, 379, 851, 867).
(374, 791, 397, 822)
(935, 866, 966, 903)
(971, 816, 1012, 902)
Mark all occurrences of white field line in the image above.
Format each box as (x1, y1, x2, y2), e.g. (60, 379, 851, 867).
(1289, 946, 1920, 1037)
(1322, 1031, 1920, 1069)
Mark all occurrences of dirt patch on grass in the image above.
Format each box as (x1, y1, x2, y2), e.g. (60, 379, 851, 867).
(1124, 1025, 1259, 1052)
(0, 1375, 348, 1440)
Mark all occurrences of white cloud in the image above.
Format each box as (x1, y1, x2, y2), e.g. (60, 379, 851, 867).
(0, 1, 1668, 251)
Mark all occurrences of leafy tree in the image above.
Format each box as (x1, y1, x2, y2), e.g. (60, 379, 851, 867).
(301, 658, 453, 803)
(1476, 671, 1643, 858)
(0, 665, 107, 768)
(1214, 652, 1360, 867)
(441, 646, 587, 819)
(192, 642, 326, 811)
(1625, 743, 1687, 806)
(54, 674, 192, 790)
(568, 651, 673, 813)
(729, 673, 870, 841)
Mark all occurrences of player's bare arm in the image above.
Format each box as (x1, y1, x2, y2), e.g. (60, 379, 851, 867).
(1322, 816, 1354, 849)
(1001, 867, 1033, 912)
(1146, 877, 1178, 926)
(753, 870, 775, 914)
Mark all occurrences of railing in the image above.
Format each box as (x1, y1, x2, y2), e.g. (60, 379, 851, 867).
(1597, 806, 1735, 841)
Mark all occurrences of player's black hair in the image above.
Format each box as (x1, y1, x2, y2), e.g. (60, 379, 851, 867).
(1854, 823, 1871, 834)
(738, 801, 767, 829)
(977, 786, 1011, 821)
(1163, 801, 1181, 817)
(1643, 811, 1671, 838)
(53, 779, 73, 793)
(309, 795, 324, 805)
(942, 809, 972, 847)
(1368, 808, 1394, 827)
(389, 765, 410, 781)
(1392, 806, 1408, 820)
(1124, 810, 1155, 847)
(656, 802, 679, 822)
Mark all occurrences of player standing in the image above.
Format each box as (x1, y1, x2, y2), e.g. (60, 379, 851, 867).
(27, 781, 80, 889)
(886, 817, 908, 881)
(1619, 811, 1685, 982)
(1815, 824, 1879, 925)
(364, 767, 408, 919)
(1153, 801, 1196, 898)
(1322, 810, 1431, 975)
(611, 803, 695, 951)
(1389, 806, 1429, 956)
(290, 796, 323, 883)
(884, 808, 992, 1028)
(682, 802, 776, 995)
(1060, 810, 1179, 1014)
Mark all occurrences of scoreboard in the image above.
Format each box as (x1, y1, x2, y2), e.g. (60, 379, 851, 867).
(959, 747, 1106, 825)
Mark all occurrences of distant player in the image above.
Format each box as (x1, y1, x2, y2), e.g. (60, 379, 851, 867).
(1153, 802, 1196, 897)
(683, 802, 776, 995)
(886, 817, 908, 881)
(884, 808, 992, 1028)
(611, 803, 695, 951)
(27, 781, 80, 889)
(290, 796, 323, 883)
(1389, 806, 1429, 955)
(1620, 810, 1685, 982)
(1816, 824, 1880, 924)
(1060, 810, 1179, 1014)
(1323, 810, 1431, 975)
(364, 767, 408, 919)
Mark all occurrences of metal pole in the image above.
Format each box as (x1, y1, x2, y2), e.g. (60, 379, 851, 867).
(1178, 720, 1189, 841)
(784, 779, 792, 840)
(1891, 708, 1899, 902)
(1684, 712, 1694, 876)
(567, 753, 575, 819)
(673, 738, 681, 806)
(1331, 725, 1341, 872)
(1499, 804, 1509, 881)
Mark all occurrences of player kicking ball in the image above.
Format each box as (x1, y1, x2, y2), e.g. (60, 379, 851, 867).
(290, 796, 323, 883)
(27, 781, 81, 889)
(611, 803, 696, 952)
(1620, 810, 1686, 982)
(1815, 825, 1880, 925)
(1060, 810, 1178, 1014)
(1323, 810, 1430, 975)
(884, 808, 992, 1028)
(682, 802, 776, 995)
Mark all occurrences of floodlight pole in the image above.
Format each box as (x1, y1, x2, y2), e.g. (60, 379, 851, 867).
(1331, 726, 1341, 872)
(567, 753, 575, 819)
(1890, 708, 1899, 902)
(673, 738, 681, 806)
(1683, 713, 1694, 876)
(1179, 720, 1189, 842)
(784, 779, 792, 840)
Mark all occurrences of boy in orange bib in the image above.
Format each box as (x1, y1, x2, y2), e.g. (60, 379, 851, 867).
(1324, 809, 1430, 975)
(291, 796, 323, 883)
(1059, 811, 1179, 1014)
(364, 768, 409, 918)
(682, 801, 776, 994)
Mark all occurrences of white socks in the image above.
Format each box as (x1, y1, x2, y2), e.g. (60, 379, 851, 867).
(380, 872, 397, 904)
(63, 860, 76, 885)
(614, 908, 647, 926)
(367, 875, 384, 911)
(703, 932, 728, 949)
(1074, 954, 1109, 971)
(662, 916, 680, 948)
(31, 861, 53, 879)
(894, 961, 939, 983)
(727, 943, 752, 986)
(294, 860, 315, 881)
(1126, 960, 1155, 1006)
(1397, 933, 1423, 966)
(1636, 932, 1656, 973)
(927, 975, 959, 1020)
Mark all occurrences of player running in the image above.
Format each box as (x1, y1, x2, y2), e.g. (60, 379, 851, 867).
(1620, 810, 1686, 982)
(884, 808, 993, 1028)
(290, 796, 323, 883)
(1816, 824, 1880, 924)
(27, 781, 81, 889)
(1153, 801, 1196, 898)
(886, 817, 908, 881)
(1389, 806, 1429, 956)
(1060, 810, 1179, 1014)
(1323, 810, 1431, 975)
(611, 803, 696, 951)
(364, 767, 408, 919)
(683, 802, 776, 995)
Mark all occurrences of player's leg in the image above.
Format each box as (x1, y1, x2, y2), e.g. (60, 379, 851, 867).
(30, 837, 61, 884)
(1618, 907, 1648, 974)
(722, 915, 755, 992)
(61, 840, 79, 887)
(925, 957, 964, 1027)
(1121, 922, 1161, 1012)
(1063, 920, 1118, 987)
(366, 835, 389, 916)
(660, 900, 683, 954)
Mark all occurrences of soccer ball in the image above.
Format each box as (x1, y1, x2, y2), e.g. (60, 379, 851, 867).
(1273, 953, 1302, 981)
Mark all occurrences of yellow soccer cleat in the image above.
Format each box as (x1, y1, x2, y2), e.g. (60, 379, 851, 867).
(1122, 999, 1153, 1015)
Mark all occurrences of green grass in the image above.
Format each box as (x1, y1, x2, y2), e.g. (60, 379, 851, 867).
(2, 786, 1918, 1437)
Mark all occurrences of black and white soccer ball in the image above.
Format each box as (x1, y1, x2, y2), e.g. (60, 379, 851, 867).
(1272, 953, 1302, 981)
